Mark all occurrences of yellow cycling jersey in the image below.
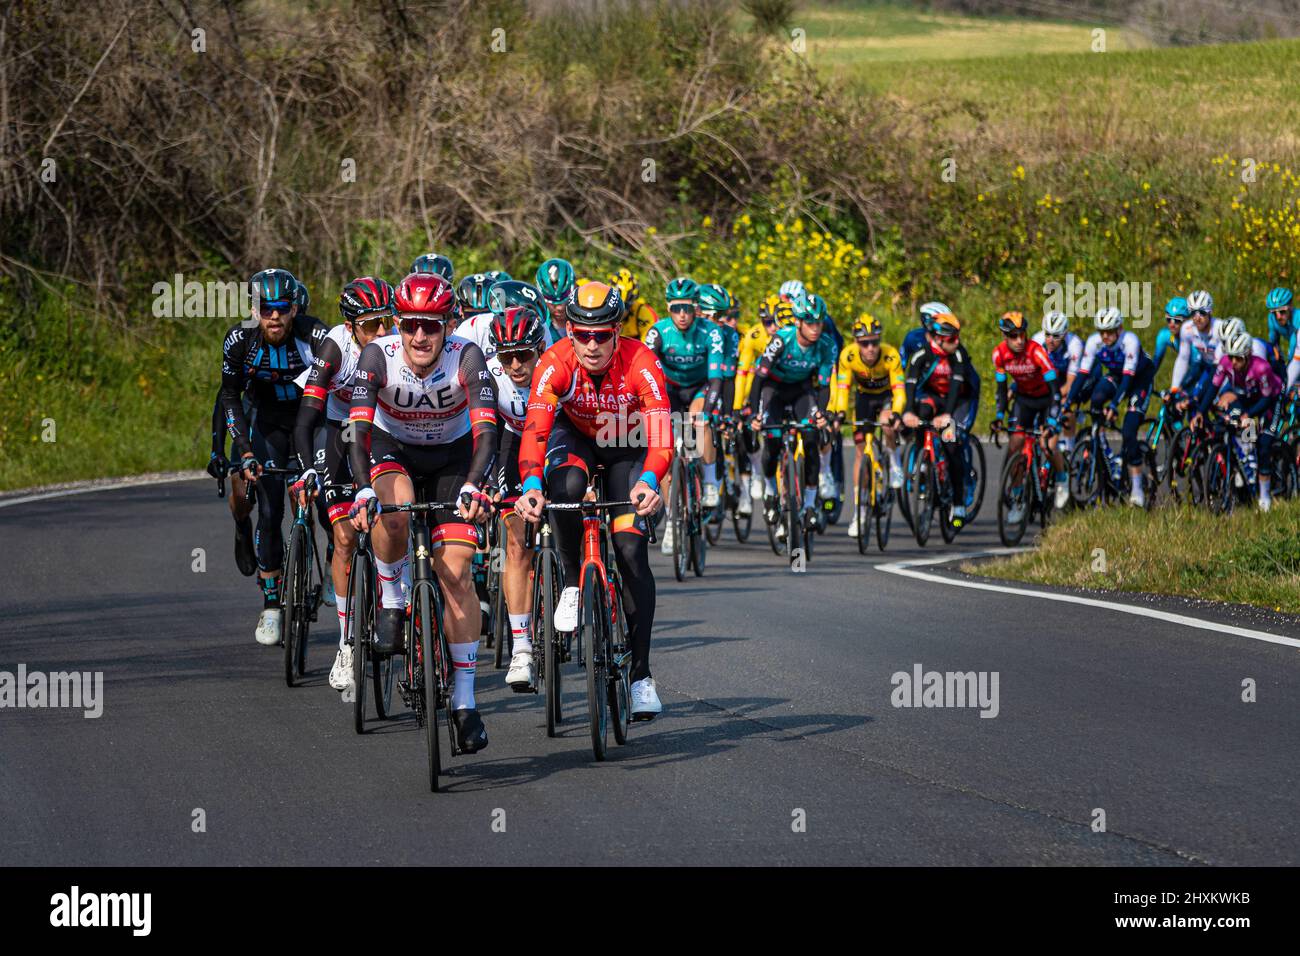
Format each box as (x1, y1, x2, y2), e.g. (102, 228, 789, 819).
(624, 300, 658, 341)
(830, 341, 905, 416)
(735, 323, 771, 409)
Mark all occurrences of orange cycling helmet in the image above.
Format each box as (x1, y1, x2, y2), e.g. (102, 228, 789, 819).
(998, 310, 1027, 335)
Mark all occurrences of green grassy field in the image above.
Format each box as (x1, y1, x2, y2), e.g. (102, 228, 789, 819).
(970, 500, 1300, 613)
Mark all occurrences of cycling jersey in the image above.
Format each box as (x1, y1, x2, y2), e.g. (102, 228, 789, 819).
(904, 340, 974, 416)
(901, 324, 928, 362)
(519, 337, 672, 493)
(623, 299, 658, 341)
(1268, 312, 1297, 374)
(1199, 354, 1284, 418)
(1067, 331, 1153, 409)
(830, 341, 905, 416)
(643, 316, 724, 388)
(748, 324, 837, 392)
(347, 336, 498, 489)
(1170, 321, 1218, 392)
(735, 323, 772, 409)
(715, 322, 742, 379)
(297, 323, 367, 423)
(485, 354, 530, 436)
(1031, 330, 1083, 380)
(992, 340, 1059, 426)
(219, 313, 329, 459)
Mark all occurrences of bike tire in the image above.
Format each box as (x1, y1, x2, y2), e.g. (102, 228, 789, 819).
(909, 456, 933, 546)
(1206, 443, 1232, 514)
(283, 523, 308, 687)
(855, 478, 871, 556)
(348, 548, 372, 735)
(536, 551, 561, 737)
(491, 553, 509, 669)
(997, 453, 1030, 547)
(965, 433, 988, 522)
(783, 451, 801, 564)
(608, 569, 631, 746)
(1273, 442, 1299, 499)
(672, 458, 688, 582)
(876, 486, 893, 553)
(413, 582, 442, 792)
(1069, 440, 1100, 508)
(581, 573, 610, 761)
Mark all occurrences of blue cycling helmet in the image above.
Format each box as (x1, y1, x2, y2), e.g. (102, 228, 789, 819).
(1164, 296, 1189, 320)
(1266, 287, 1293, 310)
(411, 253, 454, 281)
(249, 268, 302, 310)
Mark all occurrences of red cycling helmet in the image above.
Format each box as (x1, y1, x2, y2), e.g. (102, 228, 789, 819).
(395, 272, 455, 316)
(339, 276, 396, 322)
(490, 305, 545, 352)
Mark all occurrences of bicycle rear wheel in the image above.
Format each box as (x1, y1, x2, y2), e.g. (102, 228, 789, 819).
(672, 458, 688, 582)
(997, 453, 1030, 547)
(283, 523, 309, 687)
(533, 550, 562, 737)
(909, 456, 934, 546)
(1069, 440, 1100, 508)
(581, 573, 610, 761)
(348, 548, 373, 735)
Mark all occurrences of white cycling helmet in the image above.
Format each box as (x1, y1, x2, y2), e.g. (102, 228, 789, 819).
(779, 280, 805, 300)
(1187, 289, 1213, 314)
(1042, 310, 1069, 336)
(1094, 307, 1124, 331)
(1224, 329, 1253, 358)
(1220, 316, 1247, 341)
(919, 300, 951, 319)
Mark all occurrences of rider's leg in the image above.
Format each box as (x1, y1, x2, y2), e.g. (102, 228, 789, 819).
(370, 470, 413, 608)
(503, 513, 532, 650)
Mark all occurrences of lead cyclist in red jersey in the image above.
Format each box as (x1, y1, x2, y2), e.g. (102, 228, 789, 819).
(991, 310, 1068, 509)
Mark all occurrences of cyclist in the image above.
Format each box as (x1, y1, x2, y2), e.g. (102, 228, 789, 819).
(644, 277, 725, 553)
(514, 281, 671, 719)
(1191, 329, 1285, 512)
(831, 315, 905, 538)
(792, 292, 845, 505)
(609, 267, 659, 341)
(218, 269, 329, 644)
(1215, 316, 1271, 364)
(1266, 287, 1297, 382)
(1153, 297, 1189, 376)
(411, 253, 454, 281)
(901, 301, 953, 362)
(208, 273, 314, 580)
(536, 257, 578, 342)
(992, 311, 1068, 510)
(735, 295, 793, 515)
(1065, 307, 1157, 507)
(455, 278, 553, 360)
(747, 292, 838, 535)
(902, 313, 973, 526)
(698, 283, 741, 414)
(1170, 289, 1218, 412)
(1032, 310, 1083, 455)
(346, 272, 498, 755)
(454, 272, 500, 333)
(290, 277, 395, 690)
(778, 279, 805, 306)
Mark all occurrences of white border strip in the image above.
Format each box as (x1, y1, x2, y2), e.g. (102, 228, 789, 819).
(877, 551, 1300, 650)
(0, 472, 206, 510)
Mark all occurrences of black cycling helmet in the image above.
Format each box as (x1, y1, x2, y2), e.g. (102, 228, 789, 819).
(456, 273, 496, 314)
(566, 281, 624, 326)
(249, 268, 302, 310)
(411, 253, 454, 281)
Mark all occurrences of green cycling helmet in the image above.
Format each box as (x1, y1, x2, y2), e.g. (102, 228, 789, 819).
(535, 258, 576, 304)
(793, 292, 828, 323)
(1266, 287, 1293, 310)
(665, 276, 699, 303)
(696, 283, 731, 315)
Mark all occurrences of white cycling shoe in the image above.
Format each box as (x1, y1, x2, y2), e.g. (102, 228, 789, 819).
(506, 649, 534, 690)
(702, 483, 720, 508)
(1259, 494, 1273, 513)
(659, 523, 675, 555)
(554, 586, 580, 632)
(818, 472, 837, 499)
(329, 646, 353, 691)
(631, 677, 663, 720)
(255, 608, 282, 646)
(1054, 481, 1070, 511)
(749, 476, 766, 503)
(1129, 488, 1146, 508)
(737, 482, 753, 516)
(846, 518, 859, 537)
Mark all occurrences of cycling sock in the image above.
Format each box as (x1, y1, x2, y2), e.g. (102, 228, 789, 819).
(703, 460, 717, 485)
(1130, 473, 1142, 494)
(820, 447, 832, 473)
(1259, 476, 1273, 500)
(749, 450, 764, 476)
(375, 557, 408, 609)
(765, 476, 778, 496)
(803, 487, 817, 509)
(509, 613, 531, 653)
(336, 597, 349, 649)
(451, 641, 477, 710)
(890, 447, 901, 470)
(260, 575, 281, 607)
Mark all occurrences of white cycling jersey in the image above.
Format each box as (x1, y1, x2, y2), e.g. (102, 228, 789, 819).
(1171, 321, 1219, 390)
(294, 323, 366, 422)
(1031, 330, 1083, 378)
(486, 354, 529, 436)
(454, 311, 564, 362)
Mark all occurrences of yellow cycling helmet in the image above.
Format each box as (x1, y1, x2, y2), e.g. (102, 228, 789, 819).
(758, 293, 794, 327)
(852, 313, 882, 340)
(608, 267, 639, 306)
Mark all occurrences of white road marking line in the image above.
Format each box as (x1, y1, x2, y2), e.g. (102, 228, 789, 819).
(0, 472, 206, 510)
(877, 550, 1300, 650)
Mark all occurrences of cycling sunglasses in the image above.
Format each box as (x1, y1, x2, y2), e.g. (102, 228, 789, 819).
(933, 331, 960, 342)
(668, 302, 696, 315)
(398, 316, 446, 336)
(1190, 309, 1211, 318)
(571, 328, 616, 345)
(497, 348, 537, 365)
(855, 336, 882, 346)
(1271, 308, 1293, 318)
(258, 300, 292, 316)
(353, 315, 388, 332)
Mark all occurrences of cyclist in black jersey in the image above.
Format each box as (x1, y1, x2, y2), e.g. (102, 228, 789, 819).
(218, 269, 329, 645)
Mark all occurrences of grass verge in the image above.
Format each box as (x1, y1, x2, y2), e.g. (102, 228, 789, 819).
(969, 499, 1300, 613)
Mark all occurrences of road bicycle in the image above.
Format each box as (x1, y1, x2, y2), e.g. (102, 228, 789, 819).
(1141, 391, 1185, 494)
(344, 513, 396, 734)
(704, 414, 752, 544)
(899, 418, 985, 533)
(849, 418, 894, 553)
(668, 416, 708, 581)
(479, 505, 510, 669)
(991, 422, 1055, 547)
(758, 417, 816, 566)
(1067, 407, 1157, 509)
(902, 421, 963, 546)
(524, 510, 567, 738)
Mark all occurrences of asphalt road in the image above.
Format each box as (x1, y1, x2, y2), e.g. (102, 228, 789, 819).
(2, 454, 1299, 866)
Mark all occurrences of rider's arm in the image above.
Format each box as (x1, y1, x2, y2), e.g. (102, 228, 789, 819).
(1170, 327, 1192, 392)
(1289, 340, 1300, 389)
(992, 345, 1009, 418)
(943, 346, 970, 416)
(211, 388, 226, 458)
(630, 346, 674, 488)
(518, 350, 570, 494)
(292, 336, 343, 471)
(746, 332, 786, 419)
(458, 343, 499, 488)
(1197, 360, 1228, 414)
(903, 348, 927, 413)
(218, 325, 255, 460)
(829, 345, 851, 416)
(1065, 336, 1097, 407)
(345, 342, 388, 492)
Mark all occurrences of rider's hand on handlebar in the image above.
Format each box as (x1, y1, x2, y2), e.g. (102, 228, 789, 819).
(206, 452, 228, 481)
(631, 480, 661, 517)
(458, 483, 490, 523)
(349, 488, 379, 532)
(515, 489, 546, 523)
(238, 453, 263, 483)
(901, 411, 921, 429)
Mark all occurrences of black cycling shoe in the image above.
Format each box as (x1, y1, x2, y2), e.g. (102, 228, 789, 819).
(372, 608, 406, 657)
(234, 518, 257, 577)
(453, 708, 489, 754)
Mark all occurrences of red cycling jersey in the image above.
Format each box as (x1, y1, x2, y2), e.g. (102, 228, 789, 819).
(992, 339, 1056, 398)
(520, 337, 673, 490)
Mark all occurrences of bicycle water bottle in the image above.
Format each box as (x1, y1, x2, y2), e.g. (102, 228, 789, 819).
(1101, 440, 1121, 485)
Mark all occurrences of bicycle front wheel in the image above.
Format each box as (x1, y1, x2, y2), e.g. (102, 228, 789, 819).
(413, 581, 443, 792)
(672, 458, 688, 582)
(997, 453, 1030, 547)
(909, 456, 934, 546)
(581, 573, 610, 761)
(283, 522, 310, 687)
(348, 547, 373, 734)
(533, 550, 561, 737)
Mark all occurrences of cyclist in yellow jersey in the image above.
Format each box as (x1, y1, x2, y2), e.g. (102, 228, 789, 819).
(608, 268, 659, 340)
(831, 315, 905, 536)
